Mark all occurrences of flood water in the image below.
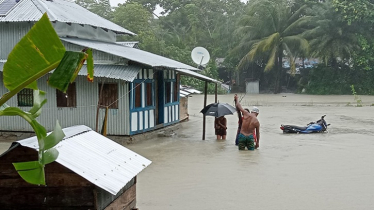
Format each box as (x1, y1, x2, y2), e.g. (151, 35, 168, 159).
(126, 93, 374, 210)
(1, 93, 374, 209)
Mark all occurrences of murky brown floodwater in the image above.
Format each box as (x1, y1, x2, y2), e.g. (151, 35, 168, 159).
(127, 93, 374, 210)
(1, 93, 374, 209)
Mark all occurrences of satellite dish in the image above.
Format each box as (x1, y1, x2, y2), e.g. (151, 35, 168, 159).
(191, 47, 210, 66)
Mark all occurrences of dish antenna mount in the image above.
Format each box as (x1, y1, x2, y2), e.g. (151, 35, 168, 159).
(191, 47, 210, 69)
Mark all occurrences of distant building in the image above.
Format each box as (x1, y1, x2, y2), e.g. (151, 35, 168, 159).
(179, 85, 201, 121)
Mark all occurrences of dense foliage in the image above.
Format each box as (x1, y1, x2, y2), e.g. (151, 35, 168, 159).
(76, 0, 374, 95)
(301, 65, 374, 95)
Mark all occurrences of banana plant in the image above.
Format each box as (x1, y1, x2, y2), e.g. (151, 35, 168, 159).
(0, 13, 94, 185)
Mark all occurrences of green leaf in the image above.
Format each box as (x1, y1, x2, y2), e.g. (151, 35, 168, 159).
(13, 161, 45, 185)
(0, 107, 33, 122)
(0, 13, 66, 106)
(29, 90, 47, 118)
(86, 48, 94, 82)
(42, 148, 59, 165)
(0, 107, 47, 140)
(43, 121, 65, 151)
(48, 51, 88, 92)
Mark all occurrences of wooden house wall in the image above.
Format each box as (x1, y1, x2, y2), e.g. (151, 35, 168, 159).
(163, 71, 180, 126)
(130, 68, 156, 134)
(0, 74, 131, 135)
(0, 146, 95, 209)
(0, 146, 137, 209)
(180, 96, 188, 121)
(96, 178, 137, 210)
(129, 69, 180, 135)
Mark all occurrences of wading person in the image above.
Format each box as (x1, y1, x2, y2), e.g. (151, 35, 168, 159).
(214, 116, 227, 140)
(235, 108, 250, 146)
(234, 95, 260, 150)
(250, 107, 259, 146)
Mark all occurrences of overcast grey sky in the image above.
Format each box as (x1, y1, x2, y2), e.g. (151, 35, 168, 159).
(109, 0, 123, 7)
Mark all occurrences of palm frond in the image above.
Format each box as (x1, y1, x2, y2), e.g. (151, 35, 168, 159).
(248, 33, 279, 60)
(288, 5, 308, 24)
(264, 47, 277, 72)
(283, 16, 314, 36)
(283, 35, 309, 54)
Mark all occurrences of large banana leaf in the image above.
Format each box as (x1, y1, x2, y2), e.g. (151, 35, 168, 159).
(0, 12, 94, 185)
(86, 48, 94, 82)
(13, 161, 45, 185)
(0, 13, 65, 106)
(48, 51, 88, 92)
(0, 91, 65, 185)
(2, 13, 65, 92)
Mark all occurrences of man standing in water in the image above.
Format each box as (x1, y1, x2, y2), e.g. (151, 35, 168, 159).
(234, 95, 260, 150)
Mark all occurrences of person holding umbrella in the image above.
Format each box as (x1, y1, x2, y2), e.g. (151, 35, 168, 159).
(234, 95, 260, 150)
(215, 116, 227, 140)
(200, 102, 236, 140)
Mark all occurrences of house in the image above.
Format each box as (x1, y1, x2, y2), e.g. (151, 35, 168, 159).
(0, 125, 151, 209)
(179, 85, 202, 121)
(0, 0, 219, 136)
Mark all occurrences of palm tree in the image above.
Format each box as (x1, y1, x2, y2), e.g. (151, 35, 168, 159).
(303, 1, 359, 68)
(233, 0, 313, 93)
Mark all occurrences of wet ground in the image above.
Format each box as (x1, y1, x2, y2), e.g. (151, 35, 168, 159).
(1, 93, 374, 209)
(126, 93, 374, 210)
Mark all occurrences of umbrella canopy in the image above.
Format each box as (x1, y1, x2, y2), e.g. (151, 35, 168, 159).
(200, 103, 237, 117)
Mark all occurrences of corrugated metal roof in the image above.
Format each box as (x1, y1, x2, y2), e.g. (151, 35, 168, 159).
(78, 64, 141, 82)
(181, 85, 202, 94)
(61, 38, 219, 83)
(61, 37, 200, 71)
(0, 62, 141, 82)
(179, 85, 202, 97)
(116, 41, 139, 48)
(0, 0, 134, 35)
(176, 68, 220, 83)
(17, 125, 152, 195)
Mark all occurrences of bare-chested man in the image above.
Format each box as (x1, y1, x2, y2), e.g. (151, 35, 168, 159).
(234, 94, 260, 150)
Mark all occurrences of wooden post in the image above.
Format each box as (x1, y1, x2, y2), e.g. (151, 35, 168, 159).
(96, 81, 105, 132)
(101, 107, 109, 136)
(215, 83, 218, 103)
(202, 81, 208, 140)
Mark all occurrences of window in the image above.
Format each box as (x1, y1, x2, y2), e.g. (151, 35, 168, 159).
(134, 82, 142, 108)
(17, 89, 33, 107)
(98, 83, 118, 109)
(146, 82, 153, 106)
(173, 81, 178, 102)
(165, 82, 171, 104)
(56, 83, 76, 107)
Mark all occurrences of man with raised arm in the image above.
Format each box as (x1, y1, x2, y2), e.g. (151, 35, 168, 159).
(234, 94, 260, 150)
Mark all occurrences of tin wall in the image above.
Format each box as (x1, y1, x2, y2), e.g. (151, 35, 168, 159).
(0, 74, 131, 135)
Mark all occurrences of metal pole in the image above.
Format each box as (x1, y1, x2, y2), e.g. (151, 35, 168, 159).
(215, 83, 217, 103)
(202, 81, 208, 140)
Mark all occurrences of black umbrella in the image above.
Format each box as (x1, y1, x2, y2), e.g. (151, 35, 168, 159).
(200, 102, 237, 117)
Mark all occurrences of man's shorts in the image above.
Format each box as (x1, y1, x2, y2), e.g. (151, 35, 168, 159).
(215, 128, 226, 136)
(238, 133, 255, 150)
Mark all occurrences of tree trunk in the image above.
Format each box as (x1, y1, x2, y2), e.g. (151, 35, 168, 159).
(331, 57, 338, 69)
(274, 49, 283, 94)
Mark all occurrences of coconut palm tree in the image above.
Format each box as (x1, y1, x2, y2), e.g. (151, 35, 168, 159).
(303, 1, 360, 68)
(233, 0, 313, 93)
